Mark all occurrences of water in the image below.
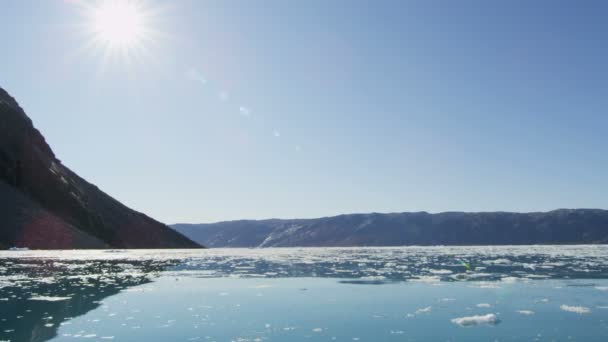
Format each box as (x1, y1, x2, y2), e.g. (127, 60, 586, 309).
(1, 246, 608, 341)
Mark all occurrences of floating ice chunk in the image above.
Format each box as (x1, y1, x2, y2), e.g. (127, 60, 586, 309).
(471, 282, 501, 289)
(29, 296, 71, 302)
(476, 303, 492, 308)
(451, 313, 499, 327)
(439, 298, 456, 302)
(560, 305, 591, 314)
(516, 310, 535, 315)
(501, 276, 520, 283)
(485, 258, 512, 265)
(411, 276, 440, 283)
(429, 269, 452, 274)
(415, 306, 432, 314)
(595, 286, 608, 291)
(312, 328, 323, 332)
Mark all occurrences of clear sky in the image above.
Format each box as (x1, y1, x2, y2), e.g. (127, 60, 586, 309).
(1, 0, 607, 224)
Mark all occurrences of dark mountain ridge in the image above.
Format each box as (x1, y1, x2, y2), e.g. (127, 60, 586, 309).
(172, 209, 608, 247)
(0, 87, 201, 249)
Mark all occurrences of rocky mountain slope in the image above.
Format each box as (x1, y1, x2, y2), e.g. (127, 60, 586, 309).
(173, 209, 608, 247)
(0, 87, 201, 249)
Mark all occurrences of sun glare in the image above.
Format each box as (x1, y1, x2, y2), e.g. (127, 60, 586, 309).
(92, 1, 145, 48)
(72, 0, 164, 71)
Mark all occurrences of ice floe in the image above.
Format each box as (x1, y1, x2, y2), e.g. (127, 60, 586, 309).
(560, 305, 591, 314)
(516, 310, 535, 315)
(415, 306, 432, 314)
(28, 295, 71, 301)
(451, 313, 499, 327)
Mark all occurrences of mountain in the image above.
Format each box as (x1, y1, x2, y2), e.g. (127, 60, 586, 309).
(172, 209, 608, 247)
(0, 87, 201, 249)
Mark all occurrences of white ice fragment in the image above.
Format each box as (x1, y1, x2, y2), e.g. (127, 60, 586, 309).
(516, 310, 535, 315)
(560, 305, 591, 314)
(476, 303, 492, 308)
(485, 258, 512, 265)
(411, 276, 440, 283)
(501, 276, 520, 283)
(429, 269, 453, 274)
(29, 296, 71, 302)
(451, 313, 499, 327)
(415, 306, 432, 314)
(439, 298, 456, 302)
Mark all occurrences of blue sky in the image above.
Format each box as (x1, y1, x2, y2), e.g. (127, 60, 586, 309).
(1, 0, 607, 223)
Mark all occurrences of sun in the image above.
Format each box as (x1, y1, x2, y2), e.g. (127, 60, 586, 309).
(69, 0, 165, 72)
(91, 0, 146, 48)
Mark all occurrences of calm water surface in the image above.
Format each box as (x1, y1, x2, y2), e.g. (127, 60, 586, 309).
(1, 246, 608, 341)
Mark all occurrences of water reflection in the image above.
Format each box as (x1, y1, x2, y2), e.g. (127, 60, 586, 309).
(0, 258, 173, 342)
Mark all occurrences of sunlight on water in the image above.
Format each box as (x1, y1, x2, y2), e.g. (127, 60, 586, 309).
(1, 246, 608, 341)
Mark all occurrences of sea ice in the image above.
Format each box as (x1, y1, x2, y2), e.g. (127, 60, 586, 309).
(516, 310, 535, 315)
(451, 313, 499, 327)
(28, 296, 71, 301)
(560, 305, 591, 314)
(415, 306, 432, 314)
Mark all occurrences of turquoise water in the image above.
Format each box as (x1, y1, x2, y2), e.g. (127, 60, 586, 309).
(1, 246, 608, 341)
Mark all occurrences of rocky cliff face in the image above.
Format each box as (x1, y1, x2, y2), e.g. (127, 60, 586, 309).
(173, 209, 608, 247)
(0, 87, 201, 249)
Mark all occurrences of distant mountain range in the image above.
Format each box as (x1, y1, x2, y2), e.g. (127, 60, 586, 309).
(0, 87, 200, 249)
(172, 209, 608, 247)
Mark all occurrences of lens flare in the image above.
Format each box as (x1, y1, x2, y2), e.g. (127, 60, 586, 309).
(91, 0, 146, 48)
